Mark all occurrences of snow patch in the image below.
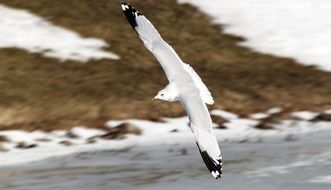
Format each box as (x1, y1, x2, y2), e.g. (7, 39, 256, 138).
(266, 107, 282, 115)
(210, 110, 238, 120)
(291, 111, 318, 120)
(70, 127, 105, 139)
(250, 113, 269, 120)
(179, 0, 331, 71)
(323, 109, 331, 114)
(0, 5, 119, 62)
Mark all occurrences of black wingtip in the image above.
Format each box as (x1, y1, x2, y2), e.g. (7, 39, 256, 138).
(121, 2, 142, 31)
(197, 144, 223, 179)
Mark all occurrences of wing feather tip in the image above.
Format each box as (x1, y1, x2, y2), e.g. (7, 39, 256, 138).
(205, 99, 214, 105)
(197, 143, 223, 179)
(121, 2, 142, 30)
(121, 3, 128, 10)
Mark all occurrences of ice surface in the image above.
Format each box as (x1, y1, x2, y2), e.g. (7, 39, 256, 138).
(1, 127, 331, 190)
(310, 175, 331, 184)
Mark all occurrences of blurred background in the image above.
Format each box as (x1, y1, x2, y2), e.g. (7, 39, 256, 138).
(0, 0, 330, 189)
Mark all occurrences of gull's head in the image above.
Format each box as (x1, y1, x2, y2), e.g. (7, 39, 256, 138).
(154, 89, 175, 102)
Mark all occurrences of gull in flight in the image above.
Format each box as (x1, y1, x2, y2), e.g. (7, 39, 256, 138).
(121, 3, 222, 179)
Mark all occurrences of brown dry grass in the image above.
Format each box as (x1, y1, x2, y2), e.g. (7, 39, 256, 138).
(0, 0, 330, 130)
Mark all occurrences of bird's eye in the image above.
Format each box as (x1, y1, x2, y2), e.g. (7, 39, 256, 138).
(161, 94, 164, 96)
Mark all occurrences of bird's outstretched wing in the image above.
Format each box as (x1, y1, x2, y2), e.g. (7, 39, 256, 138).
(121, 3, 187, 82)
(121, 3, 222, 179)
(121, 3, 214, 105)
(180, 92, 223, 179)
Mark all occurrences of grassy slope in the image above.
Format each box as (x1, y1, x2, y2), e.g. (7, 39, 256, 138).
(0, 0, 330, 130)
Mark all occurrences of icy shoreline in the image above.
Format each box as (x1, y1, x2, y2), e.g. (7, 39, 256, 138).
(1, 123, 331, 190)
(0, 109, 330, 167)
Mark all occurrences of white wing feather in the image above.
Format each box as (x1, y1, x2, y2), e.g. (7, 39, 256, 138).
(132, 12, 189, 82)
(179, 93, 223, 179)
(183, 64, 214, 105)
(134, 13, 161, 51)
(128, 10, 214, 105)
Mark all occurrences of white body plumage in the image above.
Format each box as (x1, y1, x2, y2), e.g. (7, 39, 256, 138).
(121, 3, 222, 179)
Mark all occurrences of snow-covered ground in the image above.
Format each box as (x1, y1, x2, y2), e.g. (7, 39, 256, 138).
(0, 111, 330, 189)
(0, 109, 330, 166)
(0, 5, 119, 62)
(179, 0, 331, 71)
(0, 109, 331, 189)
